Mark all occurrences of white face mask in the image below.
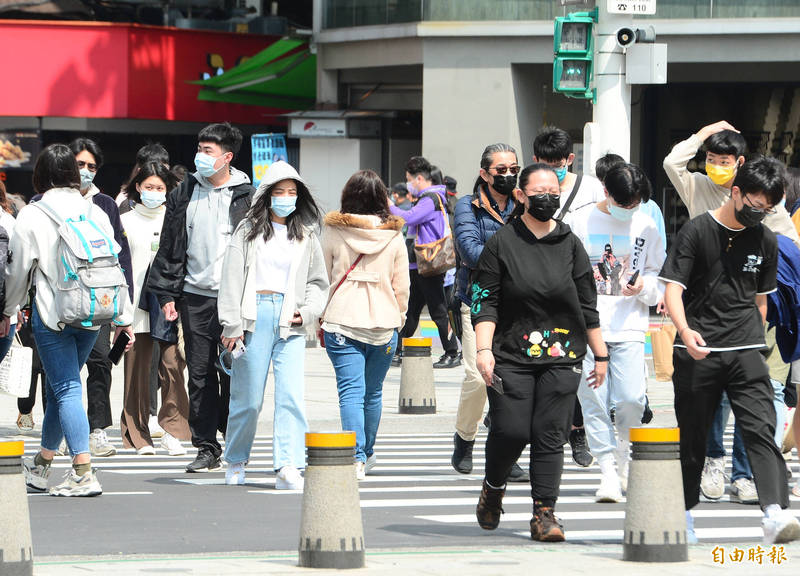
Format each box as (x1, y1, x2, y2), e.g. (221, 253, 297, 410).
(608, 202, 639, 222)
(79, 168, 96, 190)
(140, 189, 166, 209)
(194, 152, 225, 178)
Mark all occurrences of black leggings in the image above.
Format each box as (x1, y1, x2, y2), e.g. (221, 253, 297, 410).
(484, 362, 580, 508)
(399, 269, 458, 355)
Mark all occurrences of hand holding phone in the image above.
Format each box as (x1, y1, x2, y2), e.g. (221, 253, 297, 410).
(108, 330, 131, 365)
(490, 373, 504, 395)
(627, 270, 640, 287)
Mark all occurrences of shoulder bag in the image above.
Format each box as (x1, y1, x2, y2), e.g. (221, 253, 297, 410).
(414, 193, 457, 277)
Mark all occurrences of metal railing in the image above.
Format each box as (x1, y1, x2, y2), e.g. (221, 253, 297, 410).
(322, 0, 800, 29)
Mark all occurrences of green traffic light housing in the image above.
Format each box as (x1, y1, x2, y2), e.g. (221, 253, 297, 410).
(553, 9, 597, 100)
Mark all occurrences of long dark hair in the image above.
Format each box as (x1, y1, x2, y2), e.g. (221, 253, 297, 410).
(509, 163, 559, 220)
(127, 162, 178, 204)
(473, 143, 518, 196)
(32, 144, 81, 195)
(246, 178, 322, 243)
(340, 170, 391, 221)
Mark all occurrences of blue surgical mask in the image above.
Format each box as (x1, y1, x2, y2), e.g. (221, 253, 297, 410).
(271, 196, 297, 218)
(140, 190, 166, 209)
(79, 168, 96, 190)
(554, 165, 568, 183)
(608, 202, 639, 222)
(194, 152, 224, 179)
(779, 196, 787, 209)
(406, 181, 417, 197)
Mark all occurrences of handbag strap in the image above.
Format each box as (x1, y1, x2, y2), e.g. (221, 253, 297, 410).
(557, 172, 582, 220)
(331, 254, 364, 299)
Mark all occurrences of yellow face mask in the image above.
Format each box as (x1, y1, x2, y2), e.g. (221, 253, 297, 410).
(705, 162, 737, 186)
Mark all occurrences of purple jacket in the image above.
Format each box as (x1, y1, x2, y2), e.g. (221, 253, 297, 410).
(390, 185, 448, 270)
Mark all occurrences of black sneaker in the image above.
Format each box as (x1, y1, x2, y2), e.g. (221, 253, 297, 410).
(569, 428, 593, 467)
(186, 450, 222, 473)
(507, 461, 529, 483)
(433, 353, 461, 369)
(451, 433, 474, 474)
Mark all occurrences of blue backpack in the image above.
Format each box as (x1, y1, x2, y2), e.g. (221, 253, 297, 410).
(767, 235, 800, 362)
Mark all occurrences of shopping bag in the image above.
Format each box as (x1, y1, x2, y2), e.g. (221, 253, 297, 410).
(0, 335, 33, 397)
(651, 322, 677, 382)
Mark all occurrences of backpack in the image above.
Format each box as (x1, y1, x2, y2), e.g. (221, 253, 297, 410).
(34, 201, 127, 328)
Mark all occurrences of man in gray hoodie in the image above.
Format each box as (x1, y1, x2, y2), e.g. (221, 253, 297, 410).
(148, 123, 255, 472)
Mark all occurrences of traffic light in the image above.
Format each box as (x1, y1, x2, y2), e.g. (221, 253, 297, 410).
(553, 10, 597, 100)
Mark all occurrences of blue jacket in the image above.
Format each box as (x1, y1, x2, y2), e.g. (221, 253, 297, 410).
(453, 185, 515, 306)
(767, 234, 800, 362)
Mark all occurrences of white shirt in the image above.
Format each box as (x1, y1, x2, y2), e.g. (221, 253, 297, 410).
(255, 222, 295, 293)
(556, 173, 605, 219)
(565, 204, 666, 342)
(121, 203, 165, 334)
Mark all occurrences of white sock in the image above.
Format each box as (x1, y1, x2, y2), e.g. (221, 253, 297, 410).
(486, 479, 506, 490)
(598, 453, 616, 477)
(764, 504, 781, 519)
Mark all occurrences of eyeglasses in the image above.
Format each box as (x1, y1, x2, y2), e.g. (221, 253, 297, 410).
(77, 160, 98, 172)
(141, 185, 167, 193)
(744, 194, 777, 215)
(525, 188, 561, 196)
(488, 164, 521, 176)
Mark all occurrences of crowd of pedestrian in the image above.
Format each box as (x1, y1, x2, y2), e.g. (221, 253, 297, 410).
(1, 120, 798, 547)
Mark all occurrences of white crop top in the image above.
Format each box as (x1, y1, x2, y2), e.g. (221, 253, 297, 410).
(255, 222, 295, 293)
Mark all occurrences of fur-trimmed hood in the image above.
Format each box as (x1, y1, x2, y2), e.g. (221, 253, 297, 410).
(324, 211, 405, 255)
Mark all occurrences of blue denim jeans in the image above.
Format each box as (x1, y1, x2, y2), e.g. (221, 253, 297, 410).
(224, 294, 307, 470)
(31, 306, 99, 456)
(0, 324, 17, 362)
(706, 377, 786, 482)
(324, 330, 398, 463)
(577, 341, 647, 460)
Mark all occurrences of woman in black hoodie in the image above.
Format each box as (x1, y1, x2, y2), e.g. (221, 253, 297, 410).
(471, 163, 608, 542)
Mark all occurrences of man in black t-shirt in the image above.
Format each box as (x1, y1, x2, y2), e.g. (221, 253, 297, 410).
(660, 157, 800, 545)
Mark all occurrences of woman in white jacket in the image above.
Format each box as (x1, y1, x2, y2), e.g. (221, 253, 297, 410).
(0, 144, 135, 497)
(217, 161, 329, 488)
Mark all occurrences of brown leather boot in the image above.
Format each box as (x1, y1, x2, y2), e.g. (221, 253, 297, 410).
(476, 479, 505, 530)
(530, 506, 565, 542)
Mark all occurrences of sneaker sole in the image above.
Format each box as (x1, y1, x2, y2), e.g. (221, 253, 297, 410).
(275, 481, 303, 490)
(730, 493, 759, 505)
(700, 489, 724, 501)
(49, 485, 102, 497)
(25, 481, 48, 493)
(531, 532, 565, 542)
(186, 463, 221, 473)
(595, 494, 622, 503)
(161, 443, 187, 456)
(774, 521, 800, 544)
(91, 448, 117, 457)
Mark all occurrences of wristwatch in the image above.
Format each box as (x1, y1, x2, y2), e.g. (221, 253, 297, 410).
(594, 355, 610, 362)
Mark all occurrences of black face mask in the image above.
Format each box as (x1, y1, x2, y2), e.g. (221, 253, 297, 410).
(527, 194, 560, 222)
(491, 174, 517, 196)
(734, 200, 767, 228)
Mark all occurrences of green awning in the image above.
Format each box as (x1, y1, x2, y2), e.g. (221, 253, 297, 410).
(194, 37, 316, 110)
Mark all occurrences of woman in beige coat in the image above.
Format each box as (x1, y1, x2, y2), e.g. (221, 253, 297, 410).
(321, 170, 410, 479)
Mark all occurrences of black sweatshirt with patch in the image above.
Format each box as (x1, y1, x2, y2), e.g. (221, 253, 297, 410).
(471, 218, 599, 367)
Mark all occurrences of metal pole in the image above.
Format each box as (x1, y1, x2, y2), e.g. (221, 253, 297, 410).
(592, 3, 633, 160)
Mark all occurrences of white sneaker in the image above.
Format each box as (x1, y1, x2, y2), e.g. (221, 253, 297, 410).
(275, 466, 304, 490)
(617, 459, 629, 493)
(226, 462, 246, 485)
(730, 477, 759, 504)
(699, 456, 725, 500)
(23, 456, 51, 492)
(355, 461, 366, 481)
(365, 453, 377, 475)
(49, 469, 102, 497)
(136, 445, 156, 455)
(54, 439, 67, 457)
(148, 415, 164, 439)
(16, 412, 34, 432)
(763, 510, 800, 545)
(89, 428, 116, 457)
(160, 432, 187, 456)
(595, 471, 623, 503)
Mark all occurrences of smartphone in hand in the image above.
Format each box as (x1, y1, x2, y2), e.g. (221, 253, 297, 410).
(108, 331, 131, 365)
(627, 269, 640, 287)
(490, 373, 504, 395)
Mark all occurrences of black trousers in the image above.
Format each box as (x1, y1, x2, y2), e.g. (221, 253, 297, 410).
(179, 292, 230, 456)
(673, 348, 788, 510)
(86, 324, 112, 430)
(399, 269, 458, 355)
(484, 361, 581, 508)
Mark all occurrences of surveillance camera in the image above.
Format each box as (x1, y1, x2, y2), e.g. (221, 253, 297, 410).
(616, 27, 636, 48)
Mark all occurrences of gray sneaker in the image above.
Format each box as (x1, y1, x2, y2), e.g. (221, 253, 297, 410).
(49, 469, 102, 497)
(22, 457, 51, 492)
(700, 456, 725, 500)
(730, 477, 759, 504)
(89, 428, 116, 457)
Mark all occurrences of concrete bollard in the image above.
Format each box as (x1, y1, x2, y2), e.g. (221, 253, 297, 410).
(299, 432, 365, 569)
(0, 441, 33, 576)
(623, 427, 688, 563)
(398, 337, 436, 414)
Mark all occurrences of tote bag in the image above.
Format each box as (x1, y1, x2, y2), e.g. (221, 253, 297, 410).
(0, 334, 33, 397)
(651, 321, 677, 382)
(414, 194, 456, 277)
